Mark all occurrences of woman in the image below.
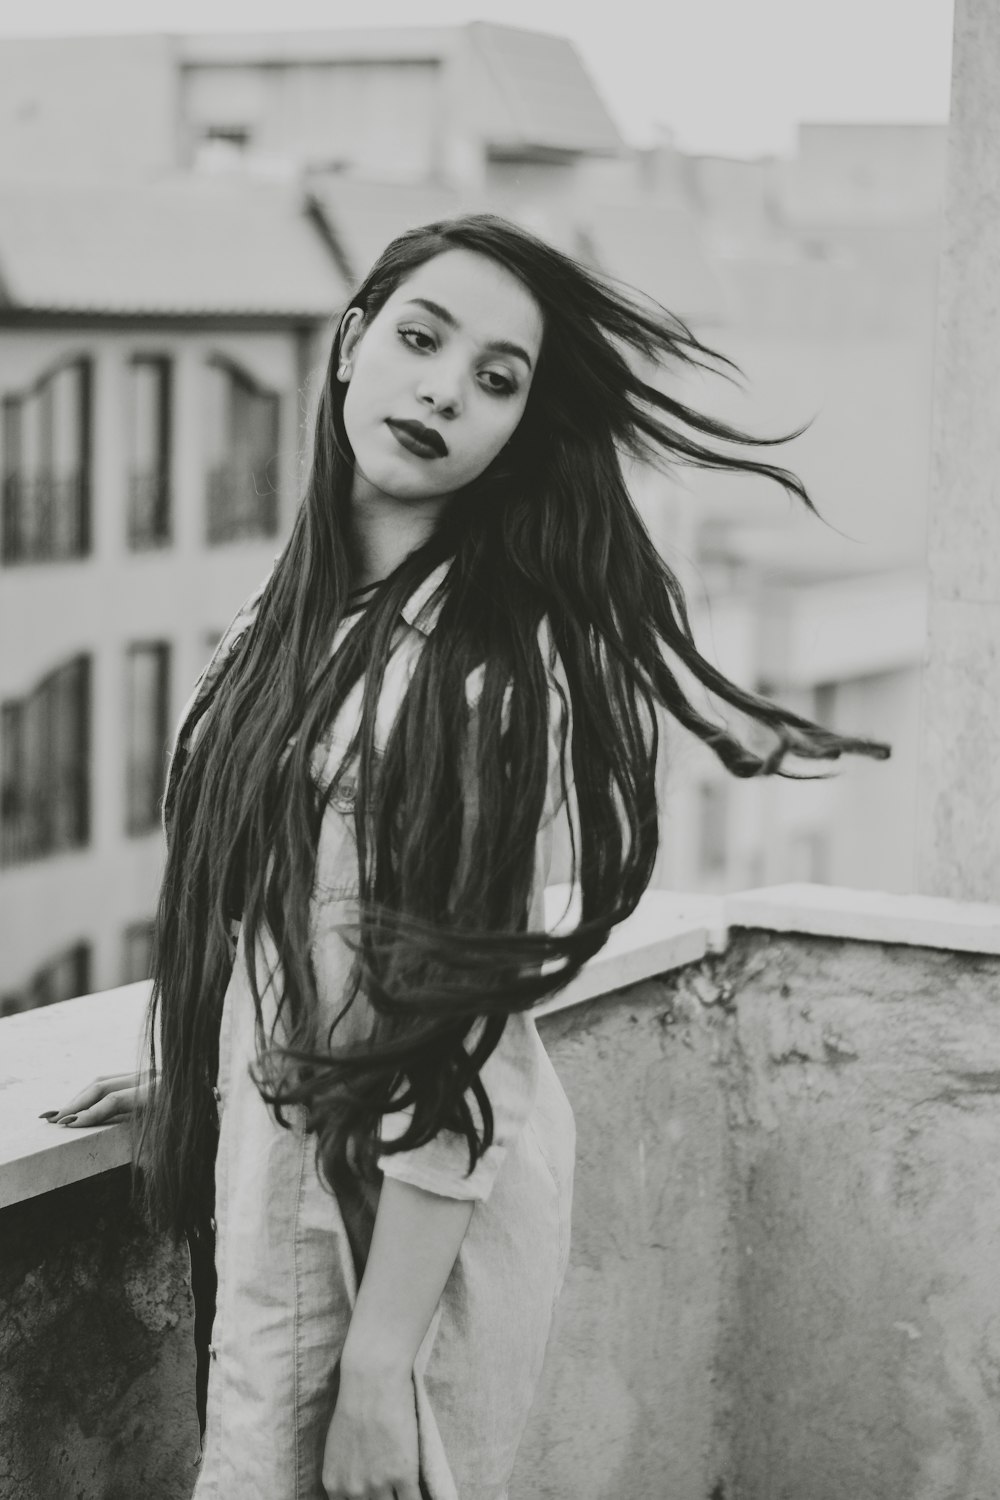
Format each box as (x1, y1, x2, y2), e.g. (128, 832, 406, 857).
(47, 214, 889, 1499)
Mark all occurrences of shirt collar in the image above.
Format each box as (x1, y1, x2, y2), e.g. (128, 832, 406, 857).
(399, 557, 453, 637)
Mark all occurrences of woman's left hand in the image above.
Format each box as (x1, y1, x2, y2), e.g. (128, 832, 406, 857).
(322, 1361, 422, 1500)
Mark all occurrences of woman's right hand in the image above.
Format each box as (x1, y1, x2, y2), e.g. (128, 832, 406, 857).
(40, 1071, 152, 1128)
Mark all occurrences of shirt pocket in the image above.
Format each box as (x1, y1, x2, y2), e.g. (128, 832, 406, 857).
(312, 738, 366, 902)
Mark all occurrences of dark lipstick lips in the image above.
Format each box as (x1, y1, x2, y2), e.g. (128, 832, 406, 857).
(386, 418, 448, 457)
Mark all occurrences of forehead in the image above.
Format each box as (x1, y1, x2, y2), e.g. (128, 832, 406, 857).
(386, 247, 544, 358)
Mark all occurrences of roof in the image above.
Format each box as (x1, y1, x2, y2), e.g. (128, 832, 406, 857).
(177, 23, 623, 159)
(465, 23, 623, 156)
(0, 177, 349, 319)
(306, 175, 483, 285)
(176, 26, 451, 65)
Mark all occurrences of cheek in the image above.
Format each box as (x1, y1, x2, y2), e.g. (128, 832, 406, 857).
(467, 402, 526, 461)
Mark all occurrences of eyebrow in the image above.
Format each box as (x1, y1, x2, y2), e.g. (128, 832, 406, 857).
(399, 297, 535, 371)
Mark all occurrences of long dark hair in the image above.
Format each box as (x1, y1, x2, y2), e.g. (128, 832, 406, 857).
(137, 212, 889, 1240)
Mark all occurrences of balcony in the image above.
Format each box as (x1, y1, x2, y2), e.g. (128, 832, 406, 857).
(3, 883, 1000, 1499)
(1, 472, 90, 564)
(205, 465, 278, 545)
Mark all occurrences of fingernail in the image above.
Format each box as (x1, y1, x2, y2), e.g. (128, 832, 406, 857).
(38, 1110, 59, 1119)
(58, 1115, 79, 1127)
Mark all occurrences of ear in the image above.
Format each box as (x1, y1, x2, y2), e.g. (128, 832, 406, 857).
(336, 308, 365, 382)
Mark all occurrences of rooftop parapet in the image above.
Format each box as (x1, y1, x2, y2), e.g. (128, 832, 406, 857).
(3, 882, 1000, 1498)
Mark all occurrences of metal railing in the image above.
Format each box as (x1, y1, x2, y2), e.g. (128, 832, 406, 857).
(206, 466, 278, 545)
(1, 472, 90, 563)
(0, 772, 89, 866)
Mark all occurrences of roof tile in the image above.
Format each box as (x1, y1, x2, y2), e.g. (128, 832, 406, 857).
(0, 177, 348, 317)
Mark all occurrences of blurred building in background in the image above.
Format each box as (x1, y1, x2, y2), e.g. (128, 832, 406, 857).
(0, 24, 946, 1010)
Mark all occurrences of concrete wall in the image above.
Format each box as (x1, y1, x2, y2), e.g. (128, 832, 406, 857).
(916, 0, 1000, 902)
(716, 929, 1000, 1499)
(0, 1168, 199, 1500)
(5, 918, 1000, 1499)
(515, 967, 734, 1500)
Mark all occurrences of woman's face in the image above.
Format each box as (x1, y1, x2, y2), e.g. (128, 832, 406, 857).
(337, 247, 544, 508)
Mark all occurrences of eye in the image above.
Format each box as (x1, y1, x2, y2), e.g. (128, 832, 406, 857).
(398, 325, 436, 352)
(398, 325, 517, 397)
(481, 370, 517, 397)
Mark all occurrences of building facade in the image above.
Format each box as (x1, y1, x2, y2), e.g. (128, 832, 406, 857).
(0, 25, 948, 1004)
(0, 182, 345, 1011)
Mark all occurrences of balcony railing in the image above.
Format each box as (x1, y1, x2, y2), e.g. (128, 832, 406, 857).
(206, 465, 278, 545)
(3, 883, 1000, 1499)
(0, 772, 89, 866)
(1, 472, 90, 563)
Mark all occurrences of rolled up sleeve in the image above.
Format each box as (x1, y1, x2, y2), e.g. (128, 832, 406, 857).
(377, 629, 574, 1202)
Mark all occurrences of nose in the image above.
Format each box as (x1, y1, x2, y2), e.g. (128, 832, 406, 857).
(415, 360, 463, 418)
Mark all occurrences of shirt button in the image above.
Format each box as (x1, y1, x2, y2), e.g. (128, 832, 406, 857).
(207, 1342, 218, 1360)
(209, 1216, 217, 1233)
(333, 779, 356, 812)
(211, 1086, 222, 1105)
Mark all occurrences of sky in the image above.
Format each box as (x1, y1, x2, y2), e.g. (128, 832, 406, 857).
(0, 0, 955, 158)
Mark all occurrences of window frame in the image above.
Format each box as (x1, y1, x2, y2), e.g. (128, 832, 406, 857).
(127, 354, 173, 551)
(124, 640, 172, 837)
(0, 654, 91, 866)
(203, 354, 281, 546)
(1, 355, 93, 565)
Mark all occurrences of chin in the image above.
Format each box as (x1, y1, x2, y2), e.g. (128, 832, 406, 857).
(357, 457, 443, 503)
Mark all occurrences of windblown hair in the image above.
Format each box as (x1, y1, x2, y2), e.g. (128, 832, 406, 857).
(136, 212, 890, 1240)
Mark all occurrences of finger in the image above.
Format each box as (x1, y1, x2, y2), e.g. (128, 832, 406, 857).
(62, 1089, 141, 1127)
(50, 1074, 137, 1121)
(50, 1074, 145, 1122)
(394, 1480, 422, 1500)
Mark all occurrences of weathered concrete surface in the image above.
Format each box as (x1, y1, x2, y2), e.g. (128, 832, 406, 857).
(0, 1167, 200, 1500)
(716, 930, 1000, 1500)
(5, 926, 1000, 1500)
(916, 0, 1000, 900)
(514, 963, 737, 1500)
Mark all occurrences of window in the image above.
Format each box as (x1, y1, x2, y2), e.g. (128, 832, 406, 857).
(697, 779, 729, 879)
(122, 919, 156, 985)
(1, 357, 92, 563)
(195, 127, 252, 174)
(0, 655, 91, 865)
(128, 357, 172, 549)
(125, 643, 171, 834)
(204, 357, 280, 544)
(0, 941, 92, 1018)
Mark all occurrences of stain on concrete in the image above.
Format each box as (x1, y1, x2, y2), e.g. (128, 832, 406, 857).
(0, 1167, 199, 1500)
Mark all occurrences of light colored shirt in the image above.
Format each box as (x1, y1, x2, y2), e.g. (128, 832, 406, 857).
(167, 557, 577, 1500)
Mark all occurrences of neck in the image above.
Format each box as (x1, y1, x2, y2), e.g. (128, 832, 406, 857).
(348, 479, 450, 590)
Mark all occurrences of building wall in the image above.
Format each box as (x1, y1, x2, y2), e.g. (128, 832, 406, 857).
(785, 121, 950, 226)
(180, 58, 445, 179)
(0, 36, 180, 184)
(0, 324, 314, 998)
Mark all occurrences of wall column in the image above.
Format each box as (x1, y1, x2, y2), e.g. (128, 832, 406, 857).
(915, 0, 1000, 900)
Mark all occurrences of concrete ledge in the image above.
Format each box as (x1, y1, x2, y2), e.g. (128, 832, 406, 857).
(0, 890, 721, 1210)
(726, 881, 1000, 955)
(535, 886, 726, 1016)
(5, 881, 1000, 1211)
(1, 980, 149, 1209)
